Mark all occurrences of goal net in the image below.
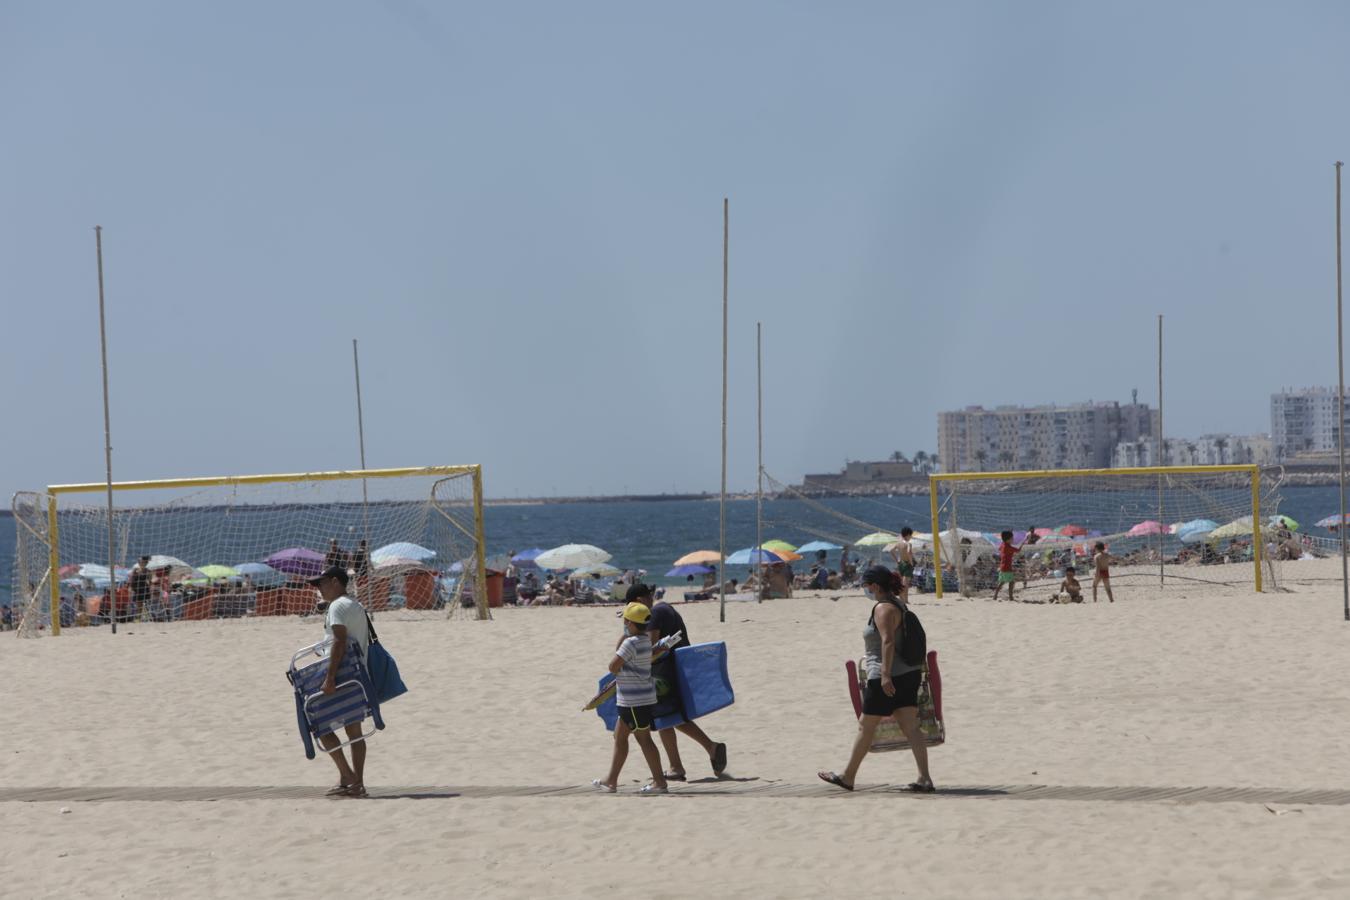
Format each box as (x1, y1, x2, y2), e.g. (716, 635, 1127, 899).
(929, 465, 1284, 598)
(11, 465, 489, 636)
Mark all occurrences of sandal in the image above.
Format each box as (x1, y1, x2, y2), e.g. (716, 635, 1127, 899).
(664, 771, 687, 782)
(712, 742, 728, 776)
(904, 780, 936, 794)
(639, 783, 669, 795)
(325, 783, 352, 797)
(817, 771, 854, 792)
(591, 779, 616, 794)
(346, 784, 369, 798)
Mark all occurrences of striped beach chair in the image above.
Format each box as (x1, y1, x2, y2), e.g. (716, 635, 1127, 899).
(287, 638, 385, 760)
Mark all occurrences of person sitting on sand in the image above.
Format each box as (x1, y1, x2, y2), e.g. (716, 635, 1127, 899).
(1092, 542, 1115, 603)
(1058, 567, 1083, 603)
(592, 602, 669, 795)
(818, 566, 934, 793)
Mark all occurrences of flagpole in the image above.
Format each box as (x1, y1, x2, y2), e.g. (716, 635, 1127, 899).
(719, 198, 729, 624)
(95, 226, 116, 636)
(1157, 313, 1164, 591)
(756, 321, 763, 604)
(1335, 161, 1347, 621)
(352, 339, 370, 602)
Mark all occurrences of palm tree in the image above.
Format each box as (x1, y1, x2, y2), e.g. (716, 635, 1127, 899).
(890, 451, 907, 463)
(998, 450, 1014, 470)
(1214, 437, 1229, 465)
(914, 450, 929, 474)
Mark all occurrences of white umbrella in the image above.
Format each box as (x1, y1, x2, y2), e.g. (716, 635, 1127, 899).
(147, 554, 196, 578)
(371, 542, 436, 564)
(536, 543, 611, 570)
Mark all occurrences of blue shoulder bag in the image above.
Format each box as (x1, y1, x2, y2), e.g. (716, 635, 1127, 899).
(363, 610, 408, 704)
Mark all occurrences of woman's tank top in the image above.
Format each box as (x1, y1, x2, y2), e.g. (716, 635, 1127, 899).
(862, 597, 922, 680)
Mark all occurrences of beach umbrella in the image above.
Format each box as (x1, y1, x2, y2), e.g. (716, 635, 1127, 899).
(1208, 518, 1255, 540)
(725, 547, 785, 565)
(197, 564, 239, 580)
(233, 562, 286, 586)
(77, 563, 130, 583)
(796, 540, 842, 554)
(1128, 520, 1166, 537)
(265, 547, 326, 577)
(1057, 525, 1088, 537)
(511, 548, 546, 566)
(374, 557, 434, 575)
(371, 542, 436, 564)
(569, 562, 622, 580)
(673, 549, 723, 566)
(1268, 514, 1299, 531)
(855, 532, 899, 547)
(536, 543, 611, 570)
(1174, 519, 1219, 544)
(666, 564, 714, 578)
(1035, 532, 1077, 545)
(58, 563, 81, 578)
(146, 555, 196, 578)
(761, 539, 798, 553)
(1317, 514, 1350, 530)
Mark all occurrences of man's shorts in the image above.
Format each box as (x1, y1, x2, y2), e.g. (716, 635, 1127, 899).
(650, 660, 686, 726)
(616, 704, 655, 732)
(897, 561, 915, 581)
(998, 571, 1016, 584)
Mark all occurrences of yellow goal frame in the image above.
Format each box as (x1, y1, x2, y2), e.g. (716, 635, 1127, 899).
(928, 464, 1264, 599)
(42, 465, 490, 633)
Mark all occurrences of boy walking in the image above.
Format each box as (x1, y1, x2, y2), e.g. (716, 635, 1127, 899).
(1092, 542, 1115, 603)
(593, 602, 670, 795)
(991, 530, 1024, 602)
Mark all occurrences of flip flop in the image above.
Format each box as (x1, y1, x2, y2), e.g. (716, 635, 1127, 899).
(817, 771, 854, 792)
(346, 785, 369, 798)
(712, 742, 728, 776)
(904, 781, 936, 794)
(325, 784, 351, 797)
(591, 779, 616, 794)
(664, 771, 687, 782)
(639, 783, 669, 795)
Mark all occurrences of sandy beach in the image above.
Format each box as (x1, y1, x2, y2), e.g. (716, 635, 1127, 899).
(6, 557, 1350, 898)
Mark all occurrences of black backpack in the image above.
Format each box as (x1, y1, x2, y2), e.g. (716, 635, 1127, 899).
(898, 605, 927, 666)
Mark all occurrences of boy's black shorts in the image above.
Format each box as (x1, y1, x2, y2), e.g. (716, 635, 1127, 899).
(616, 704, 655, 731)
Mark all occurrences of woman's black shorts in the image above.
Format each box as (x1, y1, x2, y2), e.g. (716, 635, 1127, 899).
(616, 704, 655, 732)
(861, 670, 921, 716)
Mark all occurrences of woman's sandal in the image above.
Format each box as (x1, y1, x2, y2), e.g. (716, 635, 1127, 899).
(904, 781, 936, 794)
(591, 779, 616, 794)
(639, 783, 669, 795)
(817, 771, 854, 792)
(345, 784, 369, 799)
(664, 771, 687, 782)
(325, 783, 352, 797)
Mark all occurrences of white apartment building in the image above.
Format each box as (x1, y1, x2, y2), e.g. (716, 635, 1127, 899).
(937, 401, 1158, 473)
(1111, 433, 1274, 468)
(1271, 388, 1350, 459)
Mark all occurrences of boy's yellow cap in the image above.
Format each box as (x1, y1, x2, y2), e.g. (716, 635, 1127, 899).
(621, 602, 651, 625)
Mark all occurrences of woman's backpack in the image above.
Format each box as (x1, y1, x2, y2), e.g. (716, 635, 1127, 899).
(898, 606, 927, 667)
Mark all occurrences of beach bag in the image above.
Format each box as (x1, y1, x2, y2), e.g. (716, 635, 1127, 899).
(363, 612, 408, 704)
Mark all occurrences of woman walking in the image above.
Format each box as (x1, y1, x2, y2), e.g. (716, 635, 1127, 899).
(818, 566, 934, 792)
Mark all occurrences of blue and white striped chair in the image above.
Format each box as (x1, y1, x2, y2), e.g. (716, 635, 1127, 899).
(287, 638, 385, 760)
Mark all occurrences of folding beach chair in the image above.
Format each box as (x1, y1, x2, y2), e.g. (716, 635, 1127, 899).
(845, 650, 945, 753)
(287, 638, 385, 760)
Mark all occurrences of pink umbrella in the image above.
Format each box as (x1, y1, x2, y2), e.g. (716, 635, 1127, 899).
(1058, 524, 1088, 537)
(1128, 520, 1166, 536)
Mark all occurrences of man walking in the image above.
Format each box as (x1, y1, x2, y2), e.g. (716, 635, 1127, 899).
(312, 565, 372, 798)
(625, 584, 728, 780)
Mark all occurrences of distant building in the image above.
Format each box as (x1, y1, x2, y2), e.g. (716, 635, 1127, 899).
(802, 459, 916, 489)
(1271, 387, 1350, 460)
(1111, 434, 1273, 468)
(937, 401, 1158, 473)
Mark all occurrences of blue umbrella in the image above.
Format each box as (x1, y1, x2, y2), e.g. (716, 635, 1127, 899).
(1174, 519, 1219, 544)
(724, 547, 785, 565)
(233, 562, 287, 587)
(511, 548, 546, 566)
(666, 564, 714, 578)
(796, 540, 842, 554)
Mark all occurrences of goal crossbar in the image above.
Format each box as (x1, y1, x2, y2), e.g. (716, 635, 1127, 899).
(37, 465, 488, 633)
(927, 465, 1264, 598)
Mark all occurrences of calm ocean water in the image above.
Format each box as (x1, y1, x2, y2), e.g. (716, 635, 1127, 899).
(2, 486, 1342, 605)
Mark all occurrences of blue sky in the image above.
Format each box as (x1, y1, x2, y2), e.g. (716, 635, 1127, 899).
(3, 1, 1348, 499)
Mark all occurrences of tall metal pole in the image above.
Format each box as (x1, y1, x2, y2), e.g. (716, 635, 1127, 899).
(719, 198, 729, 623)
(95, 226, 116, 635)
(352, 339, 370, 601)
(1335, 162, 1348, 621)
(1157, 314, 1164, 590)
(756, 321, 763, 604)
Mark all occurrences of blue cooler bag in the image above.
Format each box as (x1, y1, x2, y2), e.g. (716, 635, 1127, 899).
(674, 641, 734, 719)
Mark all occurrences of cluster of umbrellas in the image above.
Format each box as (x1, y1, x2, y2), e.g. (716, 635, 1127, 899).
(505, 544, 622, 581)
(60, 542, 448, 591)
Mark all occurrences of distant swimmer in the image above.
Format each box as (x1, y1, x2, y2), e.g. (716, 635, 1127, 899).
(592, 602, 669, 795)
(819, 566, 934, 793)
(625, 583, 728, 781)
(1092, 542, 1115, 603)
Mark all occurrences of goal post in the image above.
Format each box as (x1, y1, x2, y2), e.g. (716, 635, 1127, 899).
(928, 465, 1275, 599)
(15, 464, 490, 635)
